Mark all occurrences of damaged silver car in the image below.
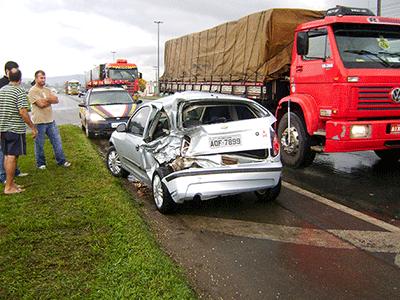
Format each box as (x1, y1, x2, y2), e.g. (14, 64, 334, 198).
(107, 91, 282, 214)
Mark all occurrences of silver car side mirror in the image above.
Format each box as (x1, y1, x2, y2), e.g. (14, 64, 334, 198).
(116, 123, 127, 132)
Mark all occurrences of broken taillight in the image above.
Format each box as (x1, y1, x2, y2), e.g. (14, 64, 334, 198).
(271, 130, 280, 157)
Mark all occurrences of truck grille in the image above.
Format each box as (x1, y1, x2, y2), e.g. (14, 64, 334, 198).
(357, 86, 400, 111)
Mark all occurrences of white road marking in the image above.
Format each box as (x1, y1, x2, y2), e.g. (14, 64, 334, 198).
(181, 216, 400, 267)
(182, 216, 355, 249)
(282, 181, 400, 233)
(328, 229, 400, 253)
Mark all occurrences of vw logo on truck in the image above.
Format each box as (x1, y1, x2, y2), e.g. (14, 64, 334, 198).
(391, 88, 400, 103)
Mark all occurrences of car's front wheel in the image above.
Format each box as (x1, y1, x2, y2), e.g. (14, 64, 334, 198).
(152, 167, 176, 214)
(85, 122, 95, 139)
(278, 112, 315, 168)
(255, 179, 281, 202)
(106, 146, 129, 178)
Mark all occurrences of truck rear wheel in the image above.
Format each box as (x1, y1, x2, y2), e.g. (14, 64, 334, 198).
(278, 112, 315, 168)
(374, 149, 400, 162)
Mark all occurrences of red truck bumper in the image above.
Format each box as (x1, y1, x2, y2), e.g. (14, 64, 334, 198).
(324, 119, 400, 152)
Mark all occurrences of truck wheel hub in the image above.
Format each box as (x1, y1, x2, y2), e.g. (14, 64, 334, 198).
(281, 127, 299, 155)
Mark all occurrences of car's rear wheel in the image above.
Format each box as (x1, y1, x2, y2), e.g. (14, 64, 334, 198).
(255, 179, 281, 202)
(374, 149, 400, 162)
(152, 167, 176, 214)
(107, 146, 128, 178)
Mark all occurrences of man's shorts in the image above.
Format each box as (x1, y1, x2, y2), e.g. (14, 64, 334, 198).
(0, 132, 26, 156)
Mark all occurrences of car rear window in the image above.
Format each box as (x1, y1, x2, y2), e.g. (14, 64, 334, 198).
(182, 103, 261, 128)
(89, 91, 133, 105)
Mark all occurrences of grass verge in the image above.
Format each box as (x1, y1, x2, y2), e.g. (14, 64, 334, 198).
(0, 125, 195, 299)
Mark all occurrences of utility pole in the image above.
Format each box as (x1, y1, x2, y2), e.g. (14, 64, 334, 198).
(377, 0, 382, 16)
(153, 66, 158, 95)
(111, 51, 116, 62)
(154, 20, 163, 95)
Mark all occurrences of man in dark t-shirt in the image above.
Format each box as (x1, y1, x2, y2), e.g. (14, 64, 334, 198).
(0, 61, 27, 183)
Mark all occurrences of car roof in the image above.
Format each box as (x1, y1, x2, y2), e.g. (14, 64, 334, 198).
(137, 91, 271, 131)
(151, 91, 255, 108)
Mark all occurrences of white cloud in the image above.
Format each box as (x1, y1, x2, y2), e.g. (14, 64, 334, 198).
(0, 1, 155, 80)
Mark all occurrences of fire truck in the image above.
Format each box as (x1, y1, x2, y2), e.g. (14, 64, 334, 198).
(160, 6, 400, 167)
(85, 59, 142, 98)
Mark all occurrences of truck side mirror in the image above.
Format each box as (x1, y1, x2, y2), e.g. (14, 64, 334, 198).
(297, 32, 309, 56)
(139, 72, 143, 79)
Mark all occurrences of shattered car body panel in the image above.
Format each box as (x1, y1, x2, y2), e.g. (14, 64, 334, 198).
(110, 91, 282, 203)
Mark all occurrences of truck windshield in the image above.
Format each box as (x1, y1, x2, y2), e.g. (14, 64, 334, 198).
(334, 24, 400, 69)
(108, 68, 138, 80)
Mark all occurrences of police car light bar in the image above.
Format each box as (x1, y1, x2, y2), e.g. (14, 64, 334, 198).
(325, 6, 375, 17)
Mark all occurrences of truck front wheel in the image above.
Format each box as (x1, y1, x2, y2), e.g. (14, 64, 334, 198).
(374, 149, 400, 162)
(278, 112, 315, 168)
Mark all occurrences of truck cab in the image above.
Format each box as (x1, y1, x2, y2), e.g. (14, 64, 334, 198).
(276, 6, 400, 167)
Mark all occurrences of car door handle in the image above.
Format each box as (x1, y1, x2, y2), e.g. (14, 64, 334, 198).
(135, 145, 140, 151)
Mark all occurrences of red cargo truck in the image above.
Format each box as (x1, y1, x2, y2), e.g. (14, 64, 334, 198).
(85, 59, 142, 98)
(161, 6, 400, 167)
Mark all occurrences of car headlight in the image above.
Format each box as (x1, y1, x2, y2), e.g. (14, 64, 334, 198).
(350, 125, 371, 139)
(89, 112, 105, 122)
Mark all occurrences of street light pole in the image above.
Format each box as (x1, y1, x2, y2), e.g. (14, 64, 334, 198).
(377, 0, 382, 16)
(111, 51, 116, 62)
(153, 66, 158, 95)
(154, 20, 163, 95)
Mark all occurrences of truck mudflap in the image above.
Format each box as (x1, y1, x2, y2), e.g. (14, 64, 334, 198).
(324, 119, 400, 152)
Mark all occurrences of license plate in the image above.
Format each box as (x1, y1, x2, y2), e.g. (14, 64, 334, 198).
(390, 124, 400, 134)
(209, 135, 241, 148)
(111, 122, 122, 128)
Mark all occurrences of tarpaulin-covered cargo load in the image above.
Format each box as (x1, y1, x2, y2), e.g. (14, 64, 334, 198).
(161, 8, 323, 83)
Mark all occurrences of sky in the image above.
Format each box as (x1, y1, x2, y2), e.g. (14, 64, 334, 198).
(0, 0, 398, 82)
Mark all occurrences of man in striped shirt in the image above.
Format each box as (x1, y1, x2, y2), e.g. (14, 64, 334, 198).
(0, 68, 37, 194)
(0, 61, 27, 183)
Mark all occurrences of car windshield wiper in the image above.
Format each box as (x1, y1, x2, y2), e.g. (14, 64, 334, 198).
(344, 49, 392, 68)
(90, 102, 132, 106)
(110, 102, 134, 105)
(378, 51, 400, 57)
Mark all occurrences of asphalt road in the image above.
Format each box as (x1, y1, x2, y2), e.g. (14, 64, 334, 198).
(55, 94, 400, 299)
(52, 93, 80, 125)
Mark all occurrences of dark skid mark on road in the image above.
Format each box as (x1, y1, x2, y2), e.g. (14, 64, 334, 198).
(283, 151, 400, 222)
